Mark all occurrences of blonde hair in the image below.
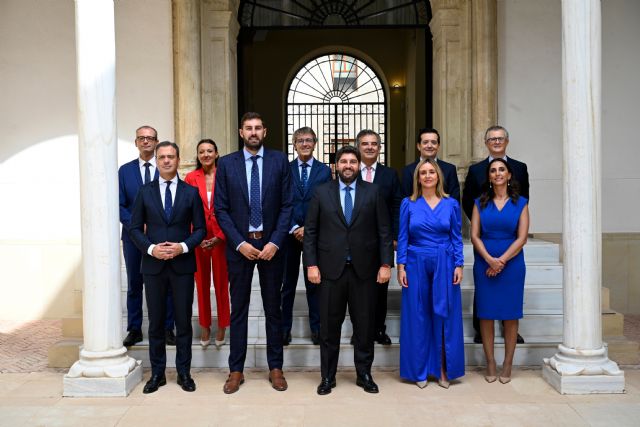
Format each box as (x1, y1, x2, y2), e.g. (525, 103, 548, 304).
(410, 158, 449, 201)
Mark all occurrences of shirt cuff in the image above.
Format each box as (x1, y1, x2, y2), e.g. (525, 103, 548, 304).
(147, 244, 156, 256)
(289, 224, 300, 234)
(180, 242, 189, 254)
(269, 242, 279, 250)
(236, 241, 246, 251)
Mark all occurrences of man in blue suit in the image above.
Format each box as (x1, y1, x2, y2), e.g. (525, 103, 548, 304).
(129, 141, 206, 393)
(118, 126, 175, 347)
(281, 127, 331, 346)
(356, 129, 402, 345)
(401, 128, 461, 202)
(215, 112, 293, 394)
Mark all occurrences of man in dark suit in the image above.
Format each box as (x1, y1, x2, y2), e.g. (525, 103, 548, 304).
(118, 125, 175, 347)
(281, 127, 331, 346)
(462, 125, 530, 344)
(215, 112, 293, 394)
(305, 146, 394, 395)
(356, 129, 402, 346)
(401, 128, 460, 202)
(129, 141, 206, 394)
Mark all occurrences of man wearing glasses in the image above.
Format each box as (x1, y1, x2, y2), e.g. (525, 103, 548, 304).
(119, 126, 176, 348)
(280, 127, 331, 346)
(462, 125, 530, 344)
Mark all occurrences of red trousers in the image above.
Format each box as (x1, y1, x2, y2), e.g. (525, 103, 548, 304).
(194, 242, 230, 329)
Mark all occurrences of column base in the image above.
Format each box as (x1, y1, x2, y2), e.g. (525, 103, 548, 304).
(63, 361, 142, 397)
(542, 364, 624, 394)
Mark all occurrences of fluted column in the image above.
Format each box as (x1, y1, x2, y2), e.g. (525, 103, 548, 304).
(542, 0, 624, 394)
(64, 0, 142, 397)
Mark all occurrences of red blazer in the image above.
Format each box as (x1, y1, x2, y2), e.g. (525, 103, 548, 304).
(184, 168, 225, 241)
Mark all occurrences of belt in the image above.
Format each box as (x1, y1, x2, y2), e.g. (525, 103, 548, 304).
(247, 231, 263, 240)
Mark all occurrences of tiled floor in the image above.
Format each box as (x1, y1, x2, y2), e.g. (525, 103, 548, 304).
(0, 320, 62, 373)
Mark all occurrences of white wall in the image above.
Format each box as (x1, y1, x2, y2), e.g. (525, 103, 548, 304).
(0, 0, 174, 320)
(498, 0, 640, 233)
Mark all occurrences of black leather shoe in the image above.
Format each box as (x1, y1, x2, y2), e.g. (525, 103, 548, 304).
(317, 377, 336, 395)
(143, 374, 166, 394)
(177, 373, 196, 392)
(310, 331, 320, 345)
(473, 332, 482, 344)
(123, 330, 143, 347)
(356, 373, 379, 393)
(375, 331, 392, 346)
(516, 333, 525, 344)
(165, 330, 176, 346)
(282, 330, 292, 346)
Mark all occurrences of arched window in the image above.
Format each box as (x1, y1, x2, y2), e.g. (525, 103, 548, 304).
(286, 53, 386, 166)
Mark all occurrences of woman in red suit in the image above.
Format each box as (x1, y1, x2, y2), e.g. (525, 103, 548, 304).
(185, 139, 230, 348)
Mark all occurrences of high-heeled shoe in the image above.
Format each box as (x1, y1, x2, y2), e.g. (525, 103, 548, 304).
(485, 361, 497, 383)
(416, 380, 428, 389)
(437, 378, 450, 389)
(498, 376, 511, 384)
(214, 327, 226, 349)
(200, 327, 211, 349)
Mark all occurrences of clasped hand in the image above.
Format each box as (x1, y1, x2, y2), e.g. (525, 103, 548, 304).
(486, 257, 506, 277)
(239, 242, 278, 261)
(152, 242, 183, 260)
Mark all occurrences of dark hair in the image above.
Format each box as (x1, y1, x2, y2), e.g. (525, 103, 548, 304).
(240, 112, 265, 128)
(484, 125, 509, 141)
(335, 145, 361, 163)
(479, 158, 520, 209)
(355, 129, 380, 147)
(195, 139, 219, 169)
(155, 140, 179, 157)
(417, 128, 440, 144)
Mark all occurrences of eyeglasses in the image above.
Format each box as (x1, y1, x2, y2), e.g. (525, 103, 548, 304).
(136, 136, 157, 142)
(295, 138, 315, 144)
(486, 137, 506, 143)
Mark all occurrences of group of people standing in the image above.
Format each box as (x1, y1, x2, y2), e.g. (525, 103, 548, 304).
(118, 112, 529, 395)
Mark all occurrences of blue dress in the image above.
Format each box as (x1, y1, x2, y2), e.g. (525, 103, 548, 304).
(473, 196, 528, 320)
(397, 196, 465, 382)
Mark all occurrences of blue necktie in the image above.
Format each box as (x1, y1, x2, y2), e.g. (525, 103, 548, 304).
(344, 186, 353, 225)
(164, 181, 173, 220)
(144, 162, 151, 184)
(301, 162, 309, 189)
(249, 155, 262, 228)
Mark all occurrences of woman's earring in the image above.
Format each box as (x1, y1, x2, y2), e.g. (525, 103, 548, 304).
(489, 181, 492, 189)
(508, 179, 511, 187)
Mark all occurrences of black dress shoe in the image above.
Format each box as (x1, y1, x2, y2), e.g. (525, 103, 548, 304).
(165, 330, 176, 346)
(516, 333, 525, 344)
(310, 331, 320, 345)
(142, 374, 166, 394)
(282, 330, 292, 346)
(375, 331, 392, 346)
(317, 377, 336, 395)
(356, 373, 379, 393)
(123, 330, 143, 347)
(473, 332, 482, 344)
(177, 373, 196, 392)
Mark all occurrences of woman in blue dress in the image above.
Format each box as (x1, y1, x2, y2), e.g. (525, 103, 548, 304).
(397, 158, 464, 389)
(471, 158, 529, 384)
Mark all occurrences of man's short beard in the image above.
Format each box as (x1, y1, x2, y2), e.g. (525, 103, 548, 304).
(338, 170, 356, 184)
(243, 138, 264, 149)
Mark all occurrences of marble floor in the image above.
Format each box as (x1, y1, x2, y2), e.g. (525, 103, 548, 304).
(1, 367, 639, 426)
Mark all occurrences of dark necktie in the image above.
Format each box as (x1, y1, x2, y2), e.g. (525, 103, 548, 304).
(144, 162, 151, 184)
(301, 162, 309, 189)
(344, 186, 353, 225)
(164, 181, 173, 220)
(249, 155, 262, 228)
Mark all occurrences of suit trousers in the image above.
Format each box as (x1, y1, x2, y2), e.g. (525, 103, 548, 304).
(194, 242, 230, 329)
(281, 235, 320, 335)
(144, 264, 194, 376)
(123, 234, 174, 332)
(228, 237, 285, 372)
(320, 264, 376, 380)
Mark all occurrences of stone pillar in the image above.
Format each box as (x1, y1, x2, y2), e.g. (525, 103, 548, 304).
(470, 0, 497, 162)
(173, 0, 202, 167)
(201, 0, 240, 156)
(542, 0, 624, 394)
(64, 0, 142, 397)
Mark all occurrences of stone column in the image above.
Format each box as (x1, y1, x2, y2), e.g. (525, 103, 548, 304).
(64, 0, 142, 397)
(201, 0, 240, 157)
(173, 0, 202, 168)
(470, 0, 497, 162)
(542, 0, 624, 394)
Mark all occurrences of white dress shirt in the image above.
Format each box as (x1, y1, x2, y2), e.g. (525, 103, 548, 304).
(147, 174, 189, 256)
(138, 157, 157, 183)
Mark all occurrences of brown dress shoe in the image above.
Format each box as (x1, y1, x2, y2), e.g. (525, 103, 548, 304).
(223, 371, 244, 394)
(269, 368, 288, 391)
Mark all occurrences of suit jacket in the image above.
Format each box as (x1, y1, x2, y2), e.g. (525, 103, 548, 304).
(462, 156, 530, 220)
(303, 180, 394, 281)
(358, 163, 402, 240)
(289, 158, 332, 230)
(214, 148, 293, 259)
(401, 158, 461, 202)
(184, 168, 225, 241)
(119, 158, 159, 238)
(129, 179, 206, 275)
